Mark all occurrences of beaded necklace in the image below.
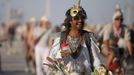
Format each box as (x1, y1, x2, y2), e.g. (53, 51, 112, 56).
(66, 35, 83, 59)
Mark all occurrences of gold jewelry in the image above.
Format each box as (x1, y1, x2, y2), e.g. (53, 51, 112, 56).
(70, 0, 81, 17)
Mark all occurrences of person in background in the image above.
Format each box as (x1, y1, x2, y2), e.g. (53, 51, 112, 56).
(102, 4, 133, 75)
(27, 17, 37, 74)
(34, 16, 52, 75)
(22, 21, 35, 73)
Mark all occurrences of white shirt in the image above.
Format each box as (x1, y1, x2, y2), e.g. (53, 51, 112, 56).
(36, 28, 52, 47)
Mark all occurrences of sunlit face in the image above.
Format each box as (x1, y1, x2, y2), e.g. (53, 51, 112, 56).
(70, 16, 85, 30)
(40, 20, 50, 29)
(114, 16, 123, 28)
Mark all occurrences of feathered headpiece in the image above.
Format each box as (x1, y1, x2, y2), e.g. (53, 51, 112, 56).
(113, 4, 123, 20)
(70, 0, 81, 17)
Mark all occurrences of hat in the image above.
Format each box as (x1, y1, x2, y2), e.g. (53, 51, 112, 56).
(113, 4, 123, 21)
(40, 16, 48, 22)
(66, 0, 87, 19)
(70, 0, 81, 17)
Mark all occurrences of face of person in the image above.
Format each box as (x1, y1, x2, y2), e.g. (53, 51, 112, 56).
(114, 16, 123, 28)
(40, 20, 50, 29)
(70, 16, 85, 30)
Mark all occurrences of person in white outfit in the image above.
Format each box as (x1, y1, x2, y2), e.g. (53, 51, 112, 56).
(34, 16, 52, 75)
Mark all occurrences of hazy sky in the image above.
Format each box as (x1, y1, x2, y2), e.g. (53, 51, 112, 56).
(0, 0, 133, 25)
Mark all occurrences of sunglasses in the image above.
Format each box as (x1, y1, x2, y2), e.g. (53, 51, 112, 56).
(72, 16, 85, 20)
(115, 18, 123, 21)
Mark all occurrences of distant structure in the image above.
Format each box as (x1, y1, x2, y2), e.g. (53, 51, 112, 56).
(45, 0, 51, 19)
(126, 0, 134, 25)
(5, 0, 24, 23)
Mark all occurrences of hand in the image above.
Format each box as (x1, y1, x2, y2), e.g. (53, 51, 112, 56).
(60, 50, 71, 58)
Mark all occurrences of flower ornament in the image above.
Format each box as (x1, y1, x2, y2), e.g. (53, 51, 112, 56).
(92, 66, 113, 75)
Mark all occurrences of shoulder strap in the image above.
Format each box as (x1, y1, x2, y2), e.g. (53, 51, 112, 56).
(84, 31, 94, 72)
(60, 31, 68, 46)
(34, 30, 46, 45)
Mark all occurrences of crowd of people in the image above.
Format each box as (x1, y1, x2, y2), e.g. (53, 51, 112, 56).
(0, 0, 134, 75)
